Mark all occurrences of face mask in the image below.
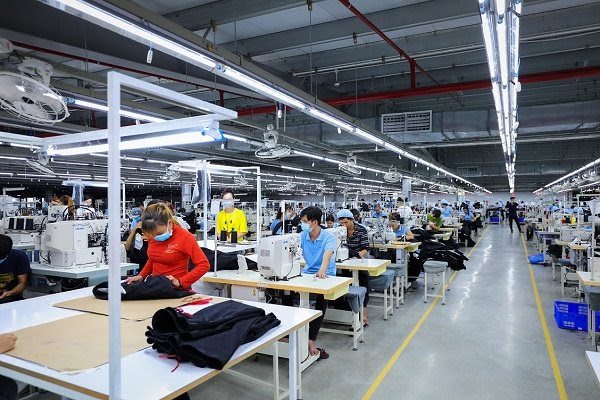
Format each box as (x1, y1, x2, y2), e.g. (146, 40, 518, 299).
(285, 212, 292, 219)
(222, 200, 234, 209)
(301, 222, 312, 233)
(154, 226, 172, 242)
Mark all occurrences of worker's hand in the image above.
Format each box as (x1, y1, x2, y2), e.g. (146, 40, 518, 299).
(165, 275, 181, 288)
(0, 333, 17, 354)
(125, 275, 143, 285)
(315, 270, 327, 279)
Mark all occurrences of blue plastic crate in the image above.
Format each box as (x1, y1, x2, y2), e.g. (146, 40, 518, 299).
(489, 216, 500, 224)
(554, 300, 600, 331)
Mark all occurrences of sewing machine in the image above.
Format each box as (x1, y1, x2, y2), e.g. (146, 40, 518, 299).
(559, 226, 592, 243)
(330, 226, 350, 261)
(1, 216, 46, 247)
(257, 233, 301, 280)
(40, 220, 110, 268)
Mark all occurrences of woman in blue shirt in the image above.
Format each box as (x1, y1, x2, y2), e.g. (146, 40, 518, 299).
(269, 210, 283, 235)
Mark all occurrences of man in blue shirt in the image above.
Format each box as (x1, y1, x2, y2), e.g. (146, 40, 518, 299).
(371, 204, 388, 219)
(389, 219, 414, 240)
(441, 200, 453, 218)
(0, 234, 30, 304)
(299, 206, 335, 358)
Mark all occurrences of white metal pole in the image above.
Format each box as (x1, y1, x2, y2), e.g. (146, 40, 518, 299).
(257, 167, 261, 242)
(122, 182, 126, 219)
(202, 162, 208, 247)
(107, 71, 122, 400)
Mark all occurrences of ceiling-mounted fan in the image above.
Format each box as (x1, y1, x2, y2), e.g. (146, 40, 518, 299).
(383, 166, 402, 183)
(0, 44, 69, 125)
(339, 155, 361, 176)
(255, 124, 291, 159)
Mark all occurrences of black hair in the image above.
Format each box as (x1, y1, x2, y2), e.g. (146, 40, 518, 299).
(350, 208, 360, 218)
(325, 214, 335, 222)
(432, 209, 442, 218)
(0, 234, 13, 259)
(275, 210, 283, 220)
(221, 188, 235, 198)
(146, 199, 162, 206)
(299, 206, 322, 222)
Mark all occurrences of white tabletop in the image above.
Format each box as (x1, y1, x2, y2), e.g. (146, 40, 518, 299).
(0, 288, 319, 400)
(13, 243, 36, 251)
(586, 351, 600, 389)
(198, 240, 257, 253)
(202, 269, 352, 298)
(576, 271, 600, 287)
(30, 262, 138, 279)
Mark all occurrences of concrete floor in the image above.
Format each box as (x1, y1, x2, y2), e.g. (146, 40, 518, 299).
(28, 224, 600, 399)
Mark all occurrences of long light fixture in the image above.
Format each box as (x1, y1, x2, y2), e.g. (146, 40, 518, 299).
(45, 0, 490, 194)
(479, 0, 521, 191)
(48, 131, 217, 156)
(534, 156, 600, 194)
(72, 99, 166, 123)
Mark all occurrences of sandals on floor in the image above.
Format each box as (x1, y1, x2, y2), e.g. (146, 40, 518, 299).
(317, 348, 329, 360)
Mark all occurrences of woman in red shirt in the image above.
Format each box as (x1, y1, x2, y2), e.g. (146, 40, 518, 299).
(125, 203, 209, 289)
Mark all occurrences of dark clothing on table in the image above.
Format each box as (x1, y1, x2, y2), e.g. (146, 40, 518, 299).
(0, 376, 17, 400)
(0, 249, 30, 303)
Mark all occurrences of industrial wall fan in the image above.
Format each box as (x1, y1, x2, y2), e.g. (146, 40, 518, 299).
(255, 124, 290, 159)
(383, 166, 402, 183)
(339, 155, 361, 176)
(160, 167, 180, 182)
(25, 149, 56, 175)
(233, 175, 249, 187)
(0, 50, 69, 125)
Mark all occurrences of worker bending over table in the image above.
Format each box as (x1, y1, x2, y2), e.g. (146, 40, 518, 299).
(337, 209, 371, 326)
(426, 208, 443, 232)
(125, 203, 210, 290)
(0, 234, 30, 304)
(389, 218, 415, 241)
(287, 206, 336, 359)
(215, 188, 248, 241)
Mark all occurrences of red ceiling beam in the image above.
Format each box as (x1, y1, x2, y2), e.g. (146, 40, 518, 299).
(237, 65, 600, 115)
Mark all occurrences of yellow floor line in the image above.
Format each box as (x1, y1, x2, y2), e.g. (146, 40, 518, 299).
(521, 235, 569, 400)
(361, 227, 488, 400)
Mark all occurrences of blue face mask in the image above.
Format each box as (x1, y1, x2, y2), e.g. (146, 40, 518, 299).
(154, 226, 172, 242)
(301, 222, 312, 233)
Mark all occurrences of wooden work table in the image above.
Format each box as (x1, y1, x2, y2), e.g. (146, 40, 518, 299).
(370, 241, 421, 252)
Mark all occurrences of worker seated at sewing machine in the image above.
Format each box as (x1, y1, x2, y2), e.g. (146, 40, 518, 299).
(0, 234, 30, 304)
(388, 218, 415, 241)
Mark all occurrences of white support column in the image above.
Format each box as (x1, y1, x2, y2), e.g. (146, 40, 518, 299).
(256, 167, 262, 242)
(107, 71, 122, 400)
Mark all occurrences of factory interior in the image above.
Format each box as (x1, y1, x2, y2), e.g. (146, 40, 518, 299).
(0, 1, 599, 399)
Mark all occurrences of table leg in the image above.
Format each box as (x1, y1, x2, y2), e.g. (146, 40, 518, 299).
(352, 270, 359, 286)
(272, 341, 279, 400)
(289, 330, 299, 400)
(298, 292, 309, 308)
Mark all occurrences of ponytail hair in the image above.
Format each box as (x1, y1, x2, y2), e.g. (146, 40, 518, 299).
(141, 203, 179, 235)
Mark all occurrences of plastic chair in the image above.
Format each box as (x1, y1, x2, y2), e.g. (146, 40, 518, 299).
(423, 260, 448, 305)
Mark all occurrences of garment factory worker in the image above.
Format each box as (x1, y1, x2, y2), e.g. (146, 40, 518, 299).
(325, 214, 336, 229)
(441, 199, 453, 217)
(125, 219, 148, 270)
(549, 200, 560, 213)
(371, 203, 388, 219)
(505, 196, 522, 234)
(337, 208, 371, 326)
(269, 210, 283, 235)
(125, 203, 210, 290)
(215, 188, 248, 241)
(350, 208, 363, 224)
(129, 207, 143, 230)
(426, 208, 443, 232)
(389, 219, 415, 240)
(299, 206, 336, 358)
(0, 333, 18, 400)
(463, 207, 474, 222)
(283, 206, 301, 233)
(0, 234, 30, 304)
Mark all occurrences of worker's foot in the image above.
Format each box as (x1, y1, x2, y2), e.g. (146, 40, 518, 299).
(362, 307, 368, 327)
(308, 340, 320, 356)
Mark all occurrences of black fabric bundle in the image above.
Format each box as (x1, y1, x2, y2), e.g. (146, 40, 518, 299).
(417, 241, 469, 271)
(200, 247, 258, 271)
(92, 275, 192, 300)
(146, 300, 281, 370)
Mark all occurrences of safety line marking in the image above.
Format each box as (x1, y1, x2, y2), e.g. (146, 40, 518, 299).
(361, 227, 488, 400)
(521, 234, 569, 400)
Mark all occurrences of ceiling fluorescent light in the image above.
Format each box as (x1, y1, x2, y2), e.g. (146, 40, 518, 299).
(49, 131, 216, 156)
(293, 150, 324, 160)
(281, 165, 303, 172)
(354, 128, 384, 145)
(308, 108, 353, 132)
(0, 155, 26, 161)
(223, 134, 248, 143)
(73, 99, 166, 123)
